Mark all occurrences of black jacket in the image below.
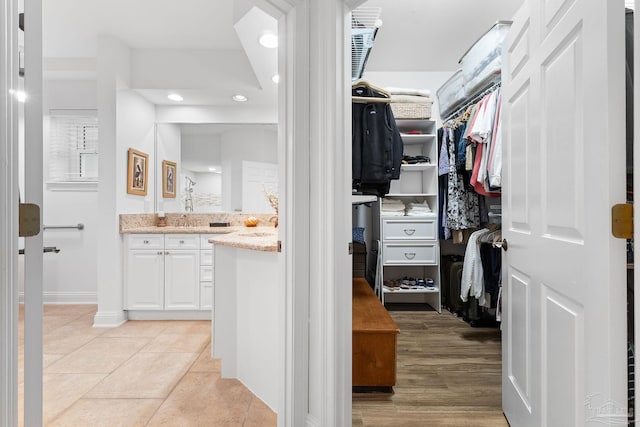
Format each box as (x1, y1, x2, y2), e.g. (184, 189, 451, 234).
(352, 85, 403, 196)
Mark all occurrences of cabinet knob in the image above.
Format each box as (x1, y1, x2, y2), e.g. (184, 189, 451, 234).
(157, 251, 163, 255)
(404, 252, 416, 260)
(165, 251, 170, 255)
(179, 240, 185, 244)
(143, 240, 149, 244)
(403, 229, 416, 235)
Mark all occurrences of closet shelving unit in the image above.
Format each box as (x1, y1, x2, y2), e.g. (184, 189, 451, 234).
(380, 118, 441, 312)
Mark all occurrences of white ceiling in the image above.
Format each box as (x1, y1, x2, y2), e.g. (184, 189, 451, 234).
(42, 0, 525, 107)
(363, 0, 524, 71)
(43, 0, 242, 58)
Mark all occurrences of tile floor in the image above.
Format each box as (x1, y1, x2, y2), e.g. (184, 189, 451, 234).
(18, 305, 276, 426)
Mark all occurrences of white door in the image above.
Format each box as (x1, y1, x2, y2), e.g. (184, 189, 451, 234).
(501, 1, 627, 426)
(164, 250, 199, 310)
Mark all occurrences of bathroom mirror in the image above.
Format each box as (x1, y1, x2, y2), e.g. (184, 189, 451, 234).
(154, 123, 278, 214)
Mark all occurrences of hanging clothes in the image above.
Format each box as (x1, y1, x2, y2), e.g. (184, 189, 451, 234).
(446, 123, 480, 232)
(460, 228, 491, 307)
(352, 82, 403, 197)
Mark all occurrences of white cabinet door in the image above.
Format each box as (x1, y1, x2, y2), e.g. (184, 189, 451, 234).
(502, 1, 626, 425)
(125, 250, 164, 310)
(164, 249, 200, 310)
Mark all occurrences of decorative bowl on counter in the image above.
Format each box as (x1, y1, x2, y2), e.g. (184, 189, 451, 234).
(244, 216, 259, 227)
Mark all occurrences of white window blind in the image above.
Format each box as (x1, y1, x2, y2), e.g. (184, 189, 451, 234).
(48, 110, 98, 182)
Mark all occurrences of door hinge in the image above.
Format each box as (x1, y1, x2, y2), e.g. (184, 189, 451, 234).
(612, 204, 633, 239)
(19, 203, 40, 237)
(348, 242, 353, 255)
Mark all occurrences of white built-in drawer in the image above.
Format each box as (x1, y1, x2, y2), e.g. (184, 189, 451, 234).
(200, 282, 213, 310)
(200, 250, 213, 266)
(200, 235, 215, 249)
(164, 234, 199, 250)
(200, 265, 213, 282)
(382, 242, 438, 265)
(127, 234, 164, 250)
(383, 218, 437, 241)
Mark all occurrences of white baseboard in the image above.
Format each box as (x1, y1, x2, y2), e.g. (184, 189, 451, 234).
(127, 310, 211, 321)
(93, 310, 127, 328)
(18, 291, 97, 304)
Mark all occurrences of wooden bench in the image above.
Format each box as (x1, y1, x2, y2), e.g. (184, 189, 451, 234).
(352, 278, 400, 387)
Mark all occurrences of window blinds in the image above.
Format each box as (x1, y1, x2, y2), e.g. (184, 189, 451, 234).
(48, 111, 98, 182)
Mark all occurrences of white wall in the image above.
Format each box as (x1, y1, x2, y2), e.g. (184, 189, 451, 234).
(18, 79, 99, 303)
(220, 128, 277, 211)
(117, 89, 156, 213)
(156, 123, 181, 213)
(95, 36, 132, 326)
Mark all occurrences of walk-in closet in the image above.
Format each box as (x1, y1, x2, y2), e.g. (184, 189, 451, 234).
(350, 1, 634, 425)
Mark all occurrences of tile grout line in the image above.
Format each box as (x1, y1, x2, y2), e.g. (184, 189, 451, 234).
(143, 342, 210, 426)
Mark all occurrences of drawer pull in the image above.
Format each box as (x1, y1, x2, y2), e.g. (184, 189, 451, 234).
(179, 240, 185, 244)
(157, 251, 163, 255)
(403, 229, 416, 235)
(165, 251, 170, 255)
(404, 252, 416, 260)
(143, 240, 149, 244)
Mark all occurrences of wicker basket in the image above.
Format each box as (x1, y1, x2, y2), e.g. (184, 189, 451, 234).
(390, 100, 433, 119)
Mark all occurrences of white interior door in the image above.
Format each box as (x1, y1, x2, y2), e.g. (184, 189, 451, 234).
(502, 1, 627, 426)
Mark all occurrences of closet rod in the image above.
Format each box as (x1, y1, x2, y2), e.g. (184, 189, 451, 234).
(442, 79, 502, 122)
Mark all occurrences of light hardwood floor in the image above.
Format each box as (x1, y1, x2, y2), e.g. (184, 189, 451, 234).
(352, 310, 508, 427)
(18, 305, 275, 426)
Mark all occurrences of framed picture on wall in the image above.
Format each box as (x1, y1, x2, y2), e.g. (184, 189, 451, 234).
(126, 148, 149, 196)
(162, 160, 177, 198)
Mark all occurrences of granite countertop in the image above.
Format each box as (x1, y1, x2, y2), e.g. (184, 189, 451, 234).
(120, 224, 278, 252)
(121, 226, 237, 234)
(208, 227, 278, 252)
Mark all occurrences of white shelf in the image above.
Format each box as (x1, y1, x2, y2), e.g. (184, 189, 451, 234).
(352, 194, 377, 204)
(383, 287, 440, 294)
(386, 193, 437, 197)
(380, 116, 440, 312)
(400, 164, 435, 171)
(400, 134, 437, 144)
(381, 214, 436, 219)
(395, 119, 436, 134)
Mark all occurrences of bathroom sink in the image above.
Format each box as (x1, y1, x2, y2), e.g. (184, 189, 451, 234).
(238, 231, 273, 237)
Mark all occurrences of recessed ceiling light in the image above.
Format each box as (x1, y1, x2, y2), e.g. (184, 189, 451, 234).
(272, 74, 280, 84)
(167, 93, 183, 102)
(232, 94, 248, 102)
(208, 167, 216, 172)
(259, 33, 278, 49)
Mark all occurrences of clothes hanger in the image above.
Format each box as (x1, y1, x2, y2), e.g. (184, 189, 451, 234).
(352, 79, 392, 104)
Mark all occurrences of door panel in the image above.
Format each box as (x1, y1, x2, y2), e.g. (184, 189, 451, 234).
(542, 287, 582, 426)
(164, 250, 199, 310)
(502, 0, 627, 426)
(506, 268, 531, 411)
